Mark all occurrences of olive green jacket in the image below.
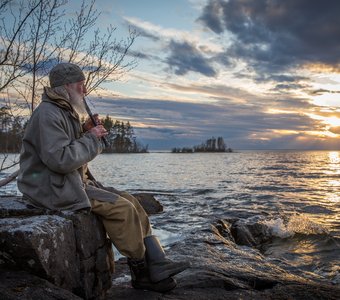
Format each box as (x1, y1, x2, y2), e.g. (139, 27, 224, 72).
(18, 87, 103, 211)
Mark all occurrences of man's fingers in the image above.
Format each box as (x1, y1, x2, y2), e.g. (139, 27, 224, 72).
(89, 125, 107, 138)
(83, 114, 102, 131)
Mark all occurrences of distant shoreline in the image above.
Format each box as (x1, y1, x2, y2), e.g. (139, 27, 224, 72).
(3, 149, 340, 156)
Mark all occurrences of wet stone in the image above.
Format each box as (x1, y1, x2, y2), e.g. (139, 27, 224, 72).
(0, 271, 83, 300)
(0, 215, 81, 292)
(132, 193, 163, 215)
(108, 219, 340, 300)
(0, 196, 113, 299)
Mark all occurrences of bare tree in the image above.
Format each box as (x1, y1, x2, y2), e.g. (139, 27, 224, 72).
(59, 0, 137, 94)
(0, 0, 43, 93)
(3, 0, 137, 112)
(0, 0, 138, 187)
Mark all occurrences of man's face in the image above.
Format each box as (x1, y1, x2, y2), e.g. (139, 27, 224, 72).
(68, 81, 87, 97)
(75, 81, 87, 96)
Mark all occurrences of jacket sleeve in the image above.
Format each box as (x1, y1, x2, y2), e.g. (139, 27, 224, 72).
(37, 106, 102, 174)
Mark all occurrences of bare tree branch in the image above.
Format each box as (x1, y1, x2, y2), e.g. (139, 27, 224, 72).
(0, 0, 42, 65)
(0, 169, 19, 187)
(0, 0, 139, 187)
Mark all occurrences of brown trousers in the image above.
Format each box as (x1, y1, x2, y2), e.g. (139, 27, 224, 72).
(91, 191, 152, 260)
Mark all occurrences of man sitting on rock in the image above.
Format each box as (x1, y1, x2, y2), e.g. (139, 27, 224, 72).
(17, 63, 189, 292)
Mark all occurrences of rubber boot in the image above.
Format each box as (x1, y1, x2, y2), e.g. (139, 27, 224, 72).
(144, 235, 190, 283)
(128, 258, 177, 292)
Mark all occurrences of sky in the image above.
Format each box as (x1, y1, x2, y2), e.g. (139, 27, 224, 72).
(7, 0, 340, 150)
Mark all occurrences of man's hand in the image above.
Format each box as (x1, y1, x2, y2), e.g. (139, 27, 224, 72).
(83, 114, 101, 131)
(89, 125, 108, 139)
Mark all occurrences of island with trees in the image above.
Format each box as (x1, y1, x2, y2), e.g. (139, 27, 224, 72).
(172, 136, 233, 153)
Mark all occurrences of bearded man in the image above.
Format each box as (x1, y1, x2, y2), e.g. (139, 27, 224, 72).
(18, 63, 188, 292)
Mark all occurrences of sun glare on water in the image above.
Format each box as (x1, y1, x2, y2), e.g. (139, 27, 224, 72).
(328, 151, 340, 164)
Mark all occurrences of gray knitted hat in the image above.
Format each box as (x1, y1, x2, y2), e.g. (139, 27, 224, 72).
(49, 63, 85, 88)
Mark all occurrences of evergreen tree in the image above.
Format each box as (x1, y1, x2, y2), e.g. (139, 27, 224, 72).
(0, 106, 24, 152)
(103, 115, 114, 132)
(99, 116, 148, 153)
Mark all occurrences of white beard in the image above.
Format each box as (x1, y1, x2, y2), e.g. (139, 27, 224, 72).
(68, 89, 87, 115)
(52, 86, 87, 115)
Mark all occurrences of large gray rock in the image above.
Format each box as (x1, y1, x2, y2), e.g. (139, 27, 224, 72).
(0, 197, 113, 299)
(132, 193, 163, 215)
(229, 215, 272, 246)
(0, 192, 161, 299)
(0, 196, 45, 218)
(0, 271, 83, 300)
(0, 215, 80, 291)
(61, 211, 113, 299)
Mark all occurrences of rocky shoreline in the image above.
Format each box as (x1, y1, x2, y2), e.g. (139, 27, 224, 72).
(1, 194, 339, 299)
(107, 218, 340, 300)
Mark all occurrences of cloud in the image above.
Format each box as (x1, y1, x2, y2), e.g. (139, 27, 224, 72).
(309, 88, 340, 95)
(165, 40, 217, 77)
(123, 16, 181, 41)
(164, 81, 259, 104)
(20, 57, 117, 77)
(272, 83, 307, 91)
(198, 0, 340, 73)
(123, 16, 220, 77)
(124, 19, 160, 42)
(197, 0, 224, 34)
(329, 126, 340, 134)
(21, 58, 59, 76)
(91, 93, 325, 149)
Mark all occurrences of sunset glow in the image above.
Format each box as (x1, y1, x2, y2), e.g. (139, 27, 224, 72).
(3, 0, 340, 150)
(307, 114, 340, 129)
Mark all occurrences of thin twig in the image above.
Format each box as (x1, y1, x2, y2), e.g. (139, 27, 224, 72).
(0, 169, 19, 187)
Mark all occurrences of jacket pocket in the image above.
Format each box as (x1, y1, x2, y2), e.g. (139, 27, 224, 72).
(50, 173, 66, 187)
(49, 173, 79, 208)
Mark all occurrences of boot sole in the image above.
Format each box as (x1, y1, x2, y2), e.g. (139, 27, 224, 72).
(149, 265, 188, 283)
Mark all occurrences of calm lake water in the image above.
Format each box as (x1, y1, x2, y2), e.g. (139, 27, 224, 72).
(1, 150, 339, 284)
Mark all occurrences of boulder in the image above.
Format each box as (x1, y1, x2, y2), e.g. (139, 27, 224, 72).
(0, 196, 45, 218)
(0, 197, 113, 299)
(0, 215, 81, 291)
(229, 215, 272, 246)
(0, 192, 162, 299)
(132, 193, 163, 215)
(0, 271, 83, 300)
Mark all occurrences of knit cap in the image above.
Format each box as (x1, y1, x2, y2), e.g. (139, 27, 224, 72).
(49, 63, 85, 88)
